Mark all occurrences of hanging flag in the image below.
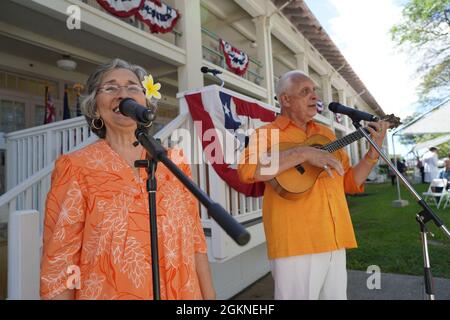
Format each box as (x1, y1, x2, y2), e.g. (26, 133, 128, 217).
(63, 84, 71, 120)
(73, 83, 84, 117)
(335, 113, 342, 123)
(44, 86, 56, 124)
(182, 86, 277, 197)
(96, 0, 145, 17)
(316, 99, 324, 113)
(75, 92, 82, 117)
(136, 0, 180, 33)
(219, 39, 249, 76)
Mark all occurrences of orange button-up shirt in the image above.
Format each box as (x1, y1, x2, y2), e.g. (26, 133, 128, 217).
(40, 140, 207, 300)
(238, 116, 364, 259)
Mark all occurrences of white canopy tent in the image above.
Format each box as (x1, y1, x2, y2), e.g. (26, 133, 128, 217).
(410, 134, 450, 153)
(399, 99, 450, 135)
(390, 98, 450, 207)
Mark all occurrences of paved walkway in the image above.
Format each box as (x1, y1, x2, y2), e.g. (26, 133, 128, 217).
(232, 270, 450, 300)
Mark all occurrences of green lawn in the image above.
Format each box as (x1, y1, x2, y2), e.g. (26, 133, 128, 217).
(346, 182, 450, 279)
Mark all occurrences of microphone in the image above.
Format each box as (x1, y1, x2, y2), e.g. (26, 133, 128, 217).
(119, 98, 156, 124)
(201, 66, 222, 76)
(328, 102, 379, 122)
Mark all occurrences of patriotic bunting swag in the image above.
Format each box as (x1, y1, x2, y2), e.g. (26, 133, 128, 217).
(182, 86, 277, 197)
(220, 39, 250, 76)
(136, 0, 180, 33)
(96, 0, 144, 17)
(96, 0, 180, 33)
(316, 100, 324, 114)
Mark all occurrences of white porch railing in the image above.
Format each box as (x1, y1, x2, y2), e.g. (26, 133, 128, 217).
(5, 116, 92, 190)
(0, 133, 98, 227)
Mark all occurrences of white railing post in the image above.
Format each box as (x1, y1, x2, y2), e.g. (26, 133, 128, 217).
(7, 210, 40, 300)
(208, 168, 230, 261)
(0, 132, 4, 150)
(43, 131, 49, 170)
(5, 137, 17, 190)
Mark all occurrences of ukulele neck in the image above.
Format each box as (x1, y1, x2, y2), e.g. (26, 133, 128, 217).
(321, 128, 369, 153)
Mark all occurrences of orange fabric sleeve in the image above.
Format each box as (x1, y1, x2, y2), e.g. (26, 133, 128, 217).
(169, 148, 207, 254)
(237, 128, 271, 184)
(341, 149, 365, 195)
(237, 137, 258, 183)
(40, 155, 86, 299)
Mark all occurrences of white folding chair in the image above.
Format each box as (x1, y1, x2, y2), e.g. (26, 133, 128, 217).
(422, 179, 449, 209)
(443, 187, 450, 209)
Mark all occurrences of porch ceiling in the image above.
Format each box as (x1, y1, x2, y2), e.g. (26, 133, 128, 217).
(272, 0, 384, 116)
(0, 0, 177, 76)
(201, 0, 259, 57)
(0, 35, 97, 76)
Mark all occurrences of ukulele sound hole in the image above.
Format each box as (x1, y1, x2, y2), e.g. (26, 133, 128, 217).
(296, 165, 305, 175)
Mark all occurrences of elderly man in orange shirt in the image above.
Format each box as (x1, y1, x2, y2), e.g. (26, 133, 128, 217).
(238, 70, 389, 300)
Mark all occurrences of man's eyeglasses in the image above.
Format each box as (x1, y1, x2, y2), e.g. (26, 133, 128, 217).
(97, 84, 144, 95)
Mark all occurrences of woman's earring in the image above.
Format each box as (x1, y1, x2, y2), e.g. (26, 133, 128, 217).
(91, 117, 104, 130)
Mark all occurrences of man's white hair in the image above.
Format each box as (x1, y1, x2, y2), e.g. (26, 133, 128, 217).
(275, 70, 311, 105)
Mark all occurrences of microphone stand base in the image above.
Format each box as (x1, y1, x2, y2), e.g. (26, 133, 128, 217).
(391, 199, 409, 207)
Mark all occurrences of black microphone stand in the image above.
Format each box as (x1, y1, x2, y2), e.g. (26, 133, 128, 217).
(134, 154, 161, 300)
(212, 73, 225, 87)
(352, 118, 450, 300)
(134, 126, 251, 300)
(201, 67, 224, 87)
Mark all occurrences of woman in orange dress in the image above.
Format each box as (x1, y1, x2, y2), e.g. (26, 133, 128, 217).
(40, 59, 215, 300)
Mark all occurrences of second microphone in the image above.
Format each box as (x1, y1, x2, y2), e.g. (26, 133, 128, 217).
(328, 102, 379, 122)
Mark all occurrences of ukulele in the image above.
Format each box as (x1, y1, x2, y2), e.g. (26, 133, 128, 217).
(268, 114, 401, 200)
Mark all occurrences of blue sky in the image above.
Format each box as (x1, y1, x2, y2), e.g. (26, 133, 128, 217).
(303, 0, 418, 156)
(304, 0, 336, 32)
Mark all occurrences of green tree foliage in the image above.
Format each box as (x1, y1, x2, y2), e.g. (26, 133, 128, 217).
(391, 0, 450, 99)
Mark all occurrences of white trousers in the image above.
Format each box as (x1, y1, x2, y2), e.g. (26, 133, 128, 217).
(270, 249, 347, 300)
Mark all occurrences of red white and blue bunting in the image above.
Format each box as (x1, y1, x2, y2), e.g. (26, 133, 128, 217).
(219, 39, 249, 76)
(316, 99, 324, 113)
(97, 0, 144, 17)
(136, 0, 180, 34)
(182, 86, 277, 197)
(96, 0, 180, 33)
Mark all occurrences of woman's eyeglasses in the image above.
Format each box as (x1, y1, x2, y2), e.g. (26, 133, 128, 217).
(97, 84, 144, 95)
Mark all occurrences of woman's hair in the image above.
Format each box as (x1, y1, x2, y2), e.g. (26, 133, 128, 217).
(81, 58, 157, 138)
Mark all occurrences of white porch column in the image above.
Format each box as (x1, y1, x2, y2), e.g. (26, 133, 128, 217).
(175, 0, 204, 106)
(348, 95, 360, 164)
(295, 52, 309, 74)
(321, 75, 333, 129)
(8, 210, 40, 300)
(254, 15, 275, 105)
(338, 89, 353, 162)
(338, 89, 350, 129)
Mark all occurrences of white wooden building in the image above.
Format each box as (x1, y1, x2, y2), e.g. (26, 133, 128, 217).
(0, 0, 387, 299)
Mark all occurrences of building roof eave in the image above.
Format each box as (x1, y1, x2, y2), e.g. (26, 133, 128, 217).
(272, 0, 385, 116)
